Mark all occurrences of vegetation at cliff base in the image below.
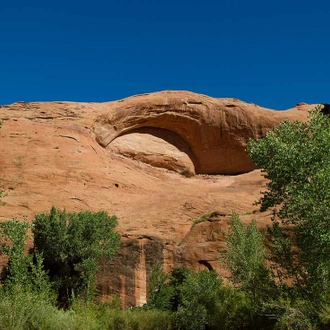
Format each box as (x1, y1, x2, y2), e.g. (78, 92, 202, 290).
(145, 264, 250, 330)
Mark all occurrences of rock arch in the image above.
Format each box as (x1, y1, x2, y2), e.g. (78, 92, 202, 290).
(93, 91, 311, 175)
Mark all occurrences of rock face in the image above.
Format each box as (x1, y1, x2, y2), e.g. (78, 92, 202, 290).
(94, 91, 310, 174)
(0, 91, 319, 307)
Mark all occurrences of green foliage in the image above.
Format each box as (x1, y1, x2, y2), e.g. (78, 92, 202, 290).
(318, 301, 330, 328)
(0, 219, 31, 287)
(134, 309, 173, 330)
(247, 108, 330, 305)
(192, 213, 211, 227)
(147, 262, 173, 311)
(32, 206, 121, 307)
(0, 287, 173, 330)
(0, 182, 6, 205)
(0, 286, 73, 330)
(174, 270, 249, 330)
(222, 213, 275, 313)
(146, 265, 191, 312)
(71, 301, 173, 330)
(0, 219, 52, 297)
(146, 265, 249, 330)
(269, 298, 317, 330)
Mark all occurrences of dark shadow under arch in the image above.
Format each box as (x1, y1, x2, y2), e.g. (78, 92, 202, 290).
(115, 126, 200, 173)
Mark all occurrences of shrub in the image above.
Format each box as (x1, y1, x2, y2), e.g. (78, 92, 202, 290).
(192, 213, 211, 227)
(174, 270, 249, 330)
(146, 265, 250, 330)
(0, 287, 75, 330)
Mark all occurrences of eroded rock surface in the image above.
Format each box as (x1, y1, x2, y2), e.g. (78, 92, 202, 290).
(94, 91, 311, 174)
(0, 91, 319, 306)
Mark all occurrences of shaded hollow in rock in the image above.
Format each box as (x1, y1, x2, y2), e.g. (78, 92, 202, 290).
(109, 127, 198, 175)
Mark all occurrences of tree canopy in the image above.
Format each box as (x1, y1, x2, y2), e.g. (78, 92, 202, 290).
(32, 206, 120, 307)
(247, 107, 330, 303)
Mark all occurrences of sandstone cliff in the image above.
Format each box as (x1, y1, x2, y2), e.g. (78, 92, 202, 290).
(0, 91, 318, 307)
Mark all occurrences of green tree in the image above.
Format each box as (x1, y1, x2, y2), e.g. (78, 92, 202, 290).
(222, 213, 274, 318)
(146, 265, 249, 330)
(0, 219, 31, 287)
(0, 219, 50, 296)
(247, 107, 330, 305)
(32, 206, 120, 307)
(146, 265, 191, 312)
(147, 262, 172, 311)
(175, 270, 248, 330)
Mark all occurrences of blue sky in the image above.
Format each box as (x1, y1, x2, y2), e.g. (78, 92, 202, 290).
(0, 0, 329, 109)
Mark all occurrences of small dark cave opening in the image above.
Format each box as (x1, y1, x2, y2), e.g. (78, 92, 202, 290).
(198, 260, 214, 271)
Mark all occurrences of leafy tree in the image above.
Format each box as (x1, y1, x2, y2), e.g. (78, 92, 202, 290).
(32, 206, 120, 307)
(0, 219, 50, 296)
(247, 107, 330, 305)
(0, 219, 31, 287)
(146, 265, 249, 330)
(147, 264, 191, 312)
(222, 213, 275, 319)
(147, 262, 172, 311)
(175, 270, 249, 330)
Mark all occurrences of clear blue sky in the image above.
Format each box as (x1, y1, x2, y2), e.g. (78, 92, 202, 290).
(0, 0, 329, 109)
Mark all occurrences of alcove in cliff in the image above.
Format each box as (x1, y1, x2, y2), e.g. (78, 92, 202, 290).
(108, 127, 199, 175)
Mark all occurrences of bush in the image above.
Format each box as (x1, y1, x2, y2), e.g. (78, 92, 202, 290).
(0, 289, 174, 330)
(135, 309, 173, 330)
(0, 287, 75, 330)
(174, 270, 249, 330)
(273, 299, 318, 330)
(146, 265, 250, 330)
(72, 301, 173, 330)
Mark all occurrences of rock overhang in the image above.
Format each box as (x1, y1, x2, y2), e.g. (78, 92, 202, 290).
(93, 90, 312, 175)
